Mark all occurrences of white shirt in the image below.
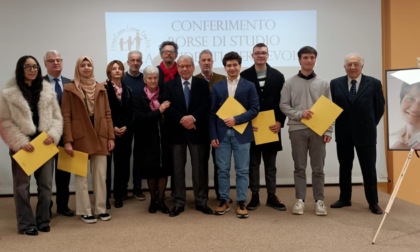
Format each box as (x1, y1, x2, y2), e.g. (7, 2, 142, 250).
(227, 76, 239, 97)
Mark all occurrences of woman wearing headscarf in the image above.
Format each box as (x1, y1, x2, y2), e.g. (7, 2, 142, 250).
(0, 55, 62, 235)
(61, 56, 115, 224)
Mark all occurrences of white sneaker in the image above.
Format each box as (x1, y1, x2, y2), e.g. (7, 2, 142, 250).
(315, 200, 328, 216)
(292, 200, 305, 215)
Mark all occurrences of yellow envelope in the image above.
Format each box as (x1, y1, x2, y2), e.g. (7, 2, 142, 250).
(216, 96, 248, 134)
(12, 131, 59, 176)
(252, 110, 279, 145)
(301, 95, 343, 136)
(57, 147, 89, 177)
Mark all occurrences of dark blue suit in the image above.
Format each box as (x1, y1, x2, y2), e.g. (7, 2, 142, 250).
(330, 74, 385, 206)
(164, 76, 211, 208)
(209, 78, 259, 203)
(43, 75, 72, 213)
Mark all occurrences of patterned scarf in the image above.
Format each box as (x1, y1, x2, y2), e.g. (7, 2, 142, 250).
(112, 82, 123, 102)
(144, 86, 160, 111)
(159, 61, 178, 82)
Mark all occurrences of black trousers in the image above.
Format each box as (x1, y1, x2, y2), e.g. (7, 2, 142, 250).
(336, 143, 379, 205)
(106, 130, 133, 200)
(54, 155, 71, 211)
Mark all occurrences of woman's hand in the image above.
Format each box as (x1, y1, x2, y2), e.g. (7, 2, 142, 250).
(43, 135, 54, 145)
(108, 139, 115, 151)
(21, 143, 34, 152)
(159, 101, 171, 113)
(64, 142, 74, 157)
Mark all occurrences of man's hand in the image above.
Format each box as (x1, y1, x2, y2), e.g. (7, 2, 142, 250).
(211, 139, 220, 148)
(269, 121, 281, 133)
(223, 117, 236, 127)
(323, 135, 332, 143)
(181, 115, 196, 129)
(302, 110, 314, 119)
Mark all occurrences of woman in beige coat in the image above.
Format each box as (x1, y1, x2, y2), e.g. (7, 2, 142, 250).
(61, 56, 115, 224)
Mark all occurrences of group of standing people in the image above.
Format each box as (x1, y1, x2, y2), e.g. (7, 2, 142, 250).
(0, 41, 385, 235)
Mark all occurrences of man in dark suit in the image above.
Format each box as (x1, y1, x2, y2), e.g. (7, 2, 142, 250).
(240, 43, 287, 211)
(164, 55, 213, 217)
(43, 50, 74, 217)
(330, 53, 385, 214)
(210, 52, 259, 219)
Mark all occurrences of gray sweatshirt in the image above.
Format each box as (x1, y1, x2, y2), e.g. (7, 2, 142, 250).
(280, 74, 333, 136)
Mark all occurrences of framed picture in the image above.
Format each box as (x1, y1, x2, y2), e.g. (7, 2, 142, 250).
(386, 68, 420, 150)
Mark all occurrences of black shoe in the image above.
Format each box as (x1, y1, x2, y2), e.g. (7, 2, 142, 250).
(57, 208, 75, 217)
(196, 205, 215, 215)
(159, 202, 170, 214)
(106, 199, 111, 210)
(114, 199, 123, 208)
(133, 187, 146, 201)
(149, 201, 158, 213)
(38, 226, 50, 232)
(247, 194, 260, 210)
(330, 200, 352, 208)
(19, 227, 38, 236)
(369, 204, 383, 215)
(169, 206, 184, 217)
(266, 194, 286, 211)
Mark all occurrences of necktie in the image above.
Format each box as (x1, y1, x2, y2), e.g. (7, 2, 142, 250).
(183, 81, 190, 110)
(54, 78, 62, 104)
(349, 80, 357, 103)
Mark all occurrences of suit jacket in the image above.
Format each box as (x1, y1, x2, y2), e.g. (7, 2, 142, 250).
(61, 82, 114, 155)
(241, 63, 286, 151)
(164, 76, 210, 144)
(330, 74, 385, 146)
(210, 78, 260, 144)
(43, 75, 71, 105)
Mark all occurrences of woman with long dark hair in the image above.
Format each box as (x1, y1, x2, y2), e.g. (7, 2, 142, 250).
(0, 55, 63, 235)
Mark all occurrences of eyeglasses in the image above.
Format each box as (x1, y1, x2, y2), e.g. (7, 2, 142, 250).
(23, 64, 39, 71)
(178, 64, 192, 69)
(253, 52, 268, 56)
(46, 59, 63, 63)
(162, 50, 176, 54)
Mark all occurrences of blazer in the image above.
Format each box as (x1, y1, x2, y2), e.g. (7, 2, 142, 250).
(61, 82, 114, 155)
(330, 74, 385, 146)
(163, 76, 210, 144)
(241, 63, 286, 151)
(209, 78, 260, 144)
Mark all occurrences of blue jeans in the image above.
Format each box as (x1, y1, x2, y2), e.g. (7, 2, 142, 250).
(215, 129, 250, 203)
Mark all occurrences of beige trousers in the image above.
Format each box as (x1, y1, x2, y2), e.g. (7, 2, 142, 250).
(75, 155, 107, 215)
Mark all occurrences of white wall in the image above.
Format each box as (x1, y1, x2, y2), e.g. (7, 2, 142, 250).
(0, 0, 384, 194)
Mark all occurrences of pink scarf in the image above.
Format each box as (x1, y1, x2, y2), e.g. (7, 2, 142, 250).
(144, 86, 160, 111)
(112, 82, 123, 102)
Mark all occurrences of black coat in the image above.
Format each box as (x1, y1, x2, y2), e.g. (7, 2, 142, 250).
(240, 64, 286, 151)
(133, 89, 171, 178)
(105, 80, 133, 129)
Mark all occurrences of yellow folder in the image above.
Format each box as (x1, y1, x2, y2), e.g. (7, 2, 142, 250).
(57, 146, 89, 177)
(12, 131, 59, 176)
(252, 110, 279, 145)
(216, 96, 248, 134)
(301, 95, 343, 136)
